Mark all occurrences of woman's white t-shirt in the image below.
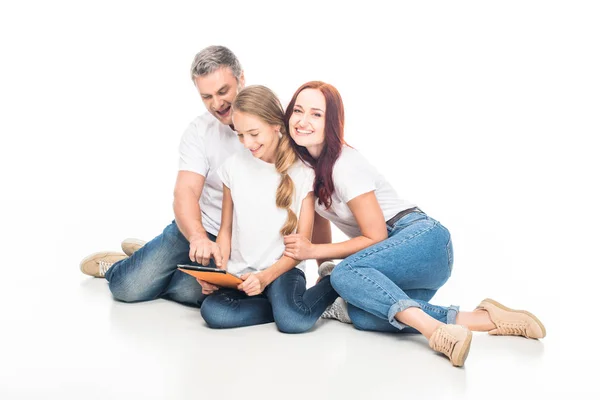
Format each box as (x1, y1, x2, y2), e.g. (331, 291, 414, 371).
(218, 150, 315, 276)
(315, 146, 416, 238)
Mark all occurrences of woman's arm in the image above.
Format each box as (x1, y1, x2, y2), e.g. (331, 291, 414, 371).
(284, 191, 388, 261)
(239, 193, 315, 296)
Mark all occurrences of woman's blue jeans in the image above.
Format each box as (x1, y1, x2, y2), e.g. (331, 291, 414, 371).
(330, 211, 459, 333)
(200, 268, 338, 334)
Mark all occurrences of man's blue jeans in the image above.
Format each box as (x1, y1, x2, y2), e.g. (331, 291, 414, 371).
(330, 211, 459, 333)
(200, 268, 338, 333)
(105, 221, 212, 307)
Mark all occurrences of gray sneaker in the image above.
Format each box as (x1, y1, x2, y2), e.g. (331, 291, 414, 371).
(318, 261, 336, 278)
(121, 238, 147, 257)
(322, 297, 352, 324)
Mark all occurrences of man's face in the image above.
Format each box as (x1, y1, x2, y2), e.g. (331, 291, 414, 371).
(194, 67, 245, 125)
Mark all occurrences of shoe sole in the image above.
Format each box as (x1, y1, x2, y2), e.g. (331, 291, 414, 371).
(454, 329, 472, 367)
(121, 238, 146, 257)
(482, 298, 546, 338)
(79, 251, 127, 278)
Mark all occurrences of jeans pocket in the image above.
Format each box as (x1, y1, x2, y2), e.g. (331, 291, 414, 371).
(446, 238, 454, 275)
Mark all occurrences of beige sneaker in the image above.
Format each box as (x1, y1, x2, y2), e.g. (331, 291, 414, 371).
(429, 324, 472, 367)
(121, 238, 146, 257)
(80, 251, 127, 278)
(476, 298, 546, 339)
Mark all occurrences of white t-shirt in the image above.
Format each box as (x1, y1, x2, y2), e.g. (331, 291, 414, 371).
(315, 146, 416, 238)
(178, 113, 244, 236)
(218, 150, 315, 276)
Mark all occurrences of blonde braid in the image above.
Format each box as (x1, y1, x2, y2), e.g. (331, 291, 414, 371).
(232, 85, 299, 236)
(275, 132, 298, 236)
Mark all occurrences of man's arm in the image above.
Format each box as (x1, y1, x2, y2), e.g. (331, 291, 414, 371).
(173, 170, 222, 266)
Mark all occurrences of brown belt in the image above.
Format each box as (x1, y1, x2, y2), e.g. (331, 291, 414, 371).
(386, 207, 422, 228)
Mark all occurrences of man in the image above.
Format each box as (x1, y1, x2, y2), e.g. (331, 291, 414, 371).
(79, 46, 245, 307)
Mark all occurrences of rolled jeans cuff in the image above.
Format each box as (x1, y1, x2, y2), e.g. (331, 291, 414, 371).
(388, 299, 421, 330)
(446, 304, 460, 325)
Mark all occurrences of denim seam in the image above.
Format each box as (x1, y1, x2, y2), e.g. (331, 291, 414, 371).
(304, 280, 337, 311)
(419, 304, 440, 312)
(344, 264, 399, 305)
(345, 221, 440, 266)
(290, 275, 311, 315)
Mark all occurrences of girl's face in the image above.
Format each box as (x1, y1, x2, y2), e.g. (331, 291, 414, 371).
(232, 111, 281, 163)
(288, 89, 326, 153)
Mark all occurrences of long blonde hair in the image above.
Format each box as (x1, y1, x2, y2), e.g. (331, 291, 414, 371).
(232, 85, 298, 236)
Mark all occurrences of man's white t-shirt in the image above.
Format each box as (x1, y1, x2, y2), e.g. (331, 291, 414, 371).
(218, 150, 315, 276)
(315, 146, 416, 239)
(178, 113, 244, 236)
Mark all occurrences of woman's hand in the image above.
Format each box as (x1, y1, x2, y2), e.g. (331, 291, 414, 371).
(238, 272, 268, 296)
(283, 234, 315, 261)
(196, 279, 220, 295)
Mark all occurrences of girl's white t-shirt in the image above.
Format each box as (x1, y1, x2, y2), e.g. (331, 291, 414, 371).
(218, 150, 315, 276)
(315, 146, 416, 238)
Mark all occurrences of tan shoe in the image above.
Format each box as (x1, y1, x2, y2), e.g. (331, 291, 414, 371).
(429, 324, 472, 367)
(80, 251, 127, 278)
(476, 298, 546, 339)
(121, 238, 146, 257)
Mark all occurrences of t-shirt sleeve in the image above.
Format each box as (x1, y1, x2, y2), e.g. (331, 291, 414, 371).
(298, 166, 315, 200)
(334, 149, 378, 203)
(178, 120, 209, 176)
(217, 154, 235, 188)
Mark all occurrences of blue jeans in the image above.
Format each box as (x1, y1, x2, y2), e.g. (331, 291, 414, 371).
(200, 268, 338, 333)
(330, 211, 459, 333)
(105, 221, 213, 307)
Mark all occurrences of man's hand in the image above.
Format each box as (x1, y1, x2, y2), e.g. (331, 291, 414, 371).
(238, 272, 268, 296)
(189, 235, 223, 267)
(283, 234, 315, 261)
(196, 279, 220, 295)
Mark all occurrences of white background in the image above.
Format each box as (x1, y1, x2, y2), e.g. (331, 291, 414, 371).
(1, 1, 599, 399)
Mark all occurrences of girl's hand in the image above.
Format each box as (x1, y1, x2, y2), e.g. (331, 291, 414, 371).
(196, 279, 220, 295)
(283, 234, 315, 261)
(238, 272, 268, 296)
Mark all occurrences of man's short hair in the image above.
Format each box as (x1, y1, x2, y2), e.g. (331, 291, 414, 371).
(190, 46, 243, 82)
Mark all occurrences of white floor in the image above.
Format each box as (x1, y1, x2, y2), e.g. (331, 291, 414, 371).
(1, 219, 596, 400)
(2, 2, 599, 398)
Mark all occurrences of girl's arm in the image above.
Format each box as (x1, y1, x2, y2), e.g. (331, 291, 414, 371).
(197, 184, 233, 294)
(312, 211, 332, 266)
(216, 185, 233, 269)
(284, 191, 388, 261)
(238, 192, 315, 296)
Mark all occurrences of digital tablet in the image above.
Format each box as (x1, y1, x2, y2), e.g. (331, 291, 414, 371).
(177, 264, 243, 289)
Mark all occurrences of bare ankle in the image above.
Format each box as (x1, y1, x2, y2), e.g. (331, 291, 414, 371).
(456, 310, 496, 332)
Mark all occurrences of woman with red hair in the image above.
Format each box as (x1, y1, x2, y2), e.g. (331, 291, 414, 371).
(282, 81, 545, 367)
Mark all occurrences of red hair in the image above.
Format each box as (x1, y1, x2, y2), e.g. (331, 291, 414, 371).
(284, 81, 346, 209)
